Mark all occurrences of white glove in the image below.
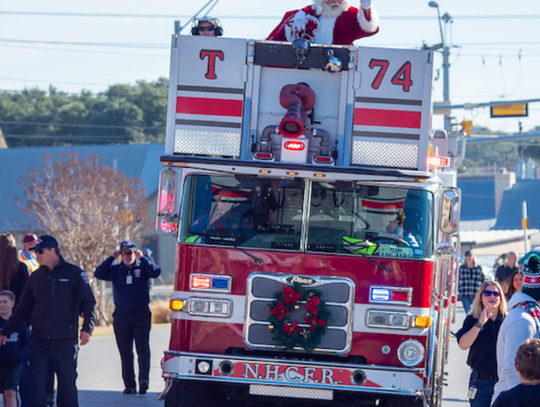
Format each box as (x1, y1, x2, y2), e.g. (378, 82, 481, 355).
(360, 0, 372, 9)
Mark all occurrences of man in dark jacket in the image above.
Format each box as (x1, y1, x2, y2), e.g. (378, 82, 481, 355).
(95, 240, 161, 395)
(0, 235, 96, 407)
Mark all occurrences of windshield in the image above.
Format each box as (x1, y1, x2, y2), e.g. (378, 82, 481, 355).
(181, 174, 304, 249)
(307, 182, 433, 259)
(181, 174, 433, 259)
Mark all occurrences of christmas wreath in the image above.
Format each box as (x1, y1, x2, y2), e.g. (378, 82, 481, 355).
(267, 282, 333, 352)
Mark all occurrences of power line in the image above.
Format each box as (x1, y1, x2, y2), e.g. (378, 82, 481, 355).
(0, 120, 165, 130)
(1, 11, 540, 19)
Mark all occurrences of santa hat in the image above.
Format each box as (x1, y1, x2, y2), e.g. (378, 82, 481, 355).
(313, 0, 350, 15)
(523, 254, 540, 301)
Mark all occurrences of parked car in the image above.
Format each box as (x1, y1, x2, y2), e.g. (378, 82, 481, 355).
(519, 247, 540, 266)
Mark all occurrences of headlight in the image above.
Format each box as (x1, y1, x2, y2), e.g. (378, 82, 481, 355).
(188, 298, 231, 317)
(367, 310, 410, 330)
(397, 340, 425, 367)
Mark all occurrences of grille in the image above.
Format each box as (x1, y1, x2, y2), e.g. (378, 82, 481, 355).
(174, 129, 241, 157)
(351, 140, 418, 169)
(244, 273, 355, 354)
(250, 385, 333, 400)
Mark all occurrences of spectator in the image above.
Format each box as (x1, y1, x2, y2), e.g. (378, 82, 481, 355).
(458, 251, 485, 315)
(19, 234, 39, 274)
(191, 16, 223, 37)
(0, 235, 96, 407)
(456, 280, 507, 407)
(492, 338, 540, 407)
(0, 290, 30, 407)
(496, 251, 519, 294)
(267, 0, 379, 45)
(506, 270, 524, 301)
(0, 233, 29, 303)
(493, 254, 540, 402)
(95, 240, 161, 395)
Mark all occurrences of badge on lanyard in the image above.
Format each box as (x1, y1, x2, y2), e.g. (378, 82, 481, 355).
(126, 275, 133, 285)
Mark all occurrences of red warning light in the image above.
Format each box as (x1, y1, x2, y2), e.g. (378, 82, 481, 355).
(284, 141, 305, 151)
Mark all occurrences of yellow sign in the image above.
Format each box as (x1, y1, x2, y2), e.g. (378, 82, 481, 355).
(490, 103, 528, 118)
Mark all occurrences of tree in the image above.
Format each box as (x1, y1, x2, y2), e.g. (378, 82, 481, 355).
(0, 79, 168, 147)
(15, 151, 150, 324)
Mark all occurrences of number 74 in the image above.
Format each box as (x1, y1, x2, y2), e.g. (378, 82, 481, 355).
(368, 59, 413, 92)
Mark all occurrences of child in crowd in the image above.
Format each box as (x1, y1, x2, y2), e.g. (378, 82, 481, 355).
(0, 290, 30, 407)
(492, 338, 540, 406)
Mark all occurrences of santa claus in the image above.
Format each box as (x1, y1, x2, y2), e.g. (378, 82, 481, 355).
(267, 0, 379, 46)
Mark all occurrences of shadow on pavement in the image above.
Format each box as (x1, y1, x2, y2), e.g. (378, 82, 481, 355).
(78, 390, 163, 406)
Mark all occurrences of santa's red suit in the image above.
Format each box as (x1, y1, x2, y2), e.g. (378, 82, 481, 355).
(267, 0, 379, 46)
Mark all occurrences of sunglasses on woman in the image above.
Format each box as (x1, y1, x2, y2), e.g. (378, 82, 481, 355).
(483, 290, 500, 297)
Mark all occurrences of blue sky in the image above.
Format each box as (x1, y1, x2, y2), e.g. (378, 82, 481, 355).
(1, 0, 539, 133)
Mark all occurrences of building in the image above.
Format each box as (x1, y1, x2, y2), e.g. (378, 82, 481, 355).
(0, 144, 177, 282)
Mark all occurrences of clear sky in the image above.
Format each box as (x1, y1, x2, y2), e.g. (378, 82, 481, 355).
(1, 0, 539, 134)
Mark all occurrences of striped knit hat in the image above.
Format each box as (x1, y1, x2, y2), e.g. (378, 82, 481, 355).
(523, 254, 540, 301)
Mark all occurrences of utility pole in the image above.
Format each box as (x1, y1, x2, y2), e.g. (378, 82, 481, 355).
(428, 2, 453, 133)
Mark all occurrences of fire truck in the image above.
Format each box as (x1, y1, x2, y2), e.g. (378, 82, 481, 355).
(156, 33, 462, 407)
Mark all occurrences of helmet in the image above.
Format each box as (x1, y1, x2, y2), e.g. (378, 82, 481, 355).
(191, 16, 224, 37)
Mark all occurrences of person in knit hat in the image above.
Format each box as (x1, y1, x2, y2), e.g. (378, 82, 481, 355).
(267, 0, 379, 46)
(493, 254, 540, 402)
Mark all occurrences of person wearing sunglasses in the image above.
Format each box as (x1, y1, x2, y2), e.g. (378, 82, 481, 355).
(191, 17, 224, 37)
(94, 240, 161, 396)
(0, 234, 96, 407)
(493, 254, 540, 403)
(456, 280, 507, 407)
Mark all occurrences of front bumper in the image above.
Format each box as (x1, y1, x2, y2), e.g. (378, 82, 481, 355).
(163, 351, 425, 397)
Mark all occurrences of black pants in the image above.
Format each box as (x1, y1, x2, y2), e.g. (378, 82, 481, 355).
(29, 338, 79, 407)
(113, 311, 151, 390)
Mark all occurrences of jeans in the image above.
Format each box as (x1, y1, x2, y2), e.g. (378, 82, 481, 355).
(468, 373, 496, 407)
(462, 297, 472, 315)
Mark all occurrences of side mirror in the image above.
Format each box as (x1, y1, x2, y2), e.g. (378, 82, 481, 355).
(156, 167, 181, 235)
(435, 241, 455, 260)
(440, 188, 460, 235)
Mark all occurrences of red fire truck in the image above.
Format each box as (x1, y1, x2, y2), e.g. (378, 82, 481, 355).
(156, 33, 462, 407)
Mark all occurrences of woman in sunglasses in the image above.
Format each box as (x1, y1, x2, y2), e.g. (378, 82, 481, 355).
(456, 281, 507, 407)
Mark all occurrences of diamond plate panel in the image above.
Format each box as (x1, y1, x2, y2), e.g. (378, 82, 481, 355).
(351, 140, 418, 169)
(250, 385, 333, 400)
(174, 129, 241, 157)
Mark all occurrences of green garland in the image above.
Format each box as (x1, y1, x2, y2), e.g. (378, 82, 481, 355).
(267, 282, 333, 352)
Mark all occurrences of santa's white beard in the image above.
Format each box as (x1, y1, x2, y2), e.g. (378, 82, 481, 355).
(314, 0, 350, 17)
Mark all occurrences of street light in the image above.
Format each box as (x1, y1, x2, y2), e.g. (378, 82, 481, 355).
(428, 2, 452, 133)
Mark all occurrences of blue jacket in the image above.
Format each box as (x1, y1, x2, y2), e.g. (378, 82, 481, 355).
(95, 256, 161, 314)
(0, 317, 30, 368)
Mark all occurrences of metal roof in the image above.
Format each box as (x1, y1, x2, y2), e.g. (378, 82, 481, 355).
(457, 178, 495, 221)
(0, 144, 164, 232)
(493, 179, 540, 230)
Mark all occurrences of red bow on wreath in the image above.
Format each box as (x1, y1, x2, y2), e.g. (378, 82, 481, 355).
(283, 286, 302, 305)
(306, 296, 320, 316)
(269, 301, 290, 320)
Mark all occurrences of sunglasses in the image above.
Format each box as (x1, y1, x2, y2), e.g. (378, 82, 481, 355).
(199, 26, 215, 32)
(35, 249, 49, 255)
(121, 251, 133, 256)
(483, 290, 500, 297)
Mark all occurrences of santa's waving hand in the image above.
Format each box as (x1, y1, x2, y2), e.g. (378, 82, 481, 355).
(267, 0, 379, 46)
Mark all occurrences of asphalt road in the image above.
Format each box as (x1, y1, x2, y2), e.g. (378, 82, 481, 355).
(74, 310, 471, 407)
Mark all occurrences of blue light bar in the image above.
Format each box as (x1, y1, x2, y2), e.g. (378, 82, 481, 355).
(371, 287, 391, 302)
(212, 278, 230, 289)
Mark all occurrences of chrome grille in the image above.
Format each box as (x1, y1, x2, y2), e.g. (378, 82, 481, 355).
(174, 128, 241, 157)
(244, 272, 355, 354)
(351, 140, 418, 169)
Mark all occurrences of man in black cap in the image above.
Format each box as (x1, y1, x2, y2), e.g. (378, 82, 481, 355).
(0, 234, 96, 407)
(95, 240, 161, 395)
